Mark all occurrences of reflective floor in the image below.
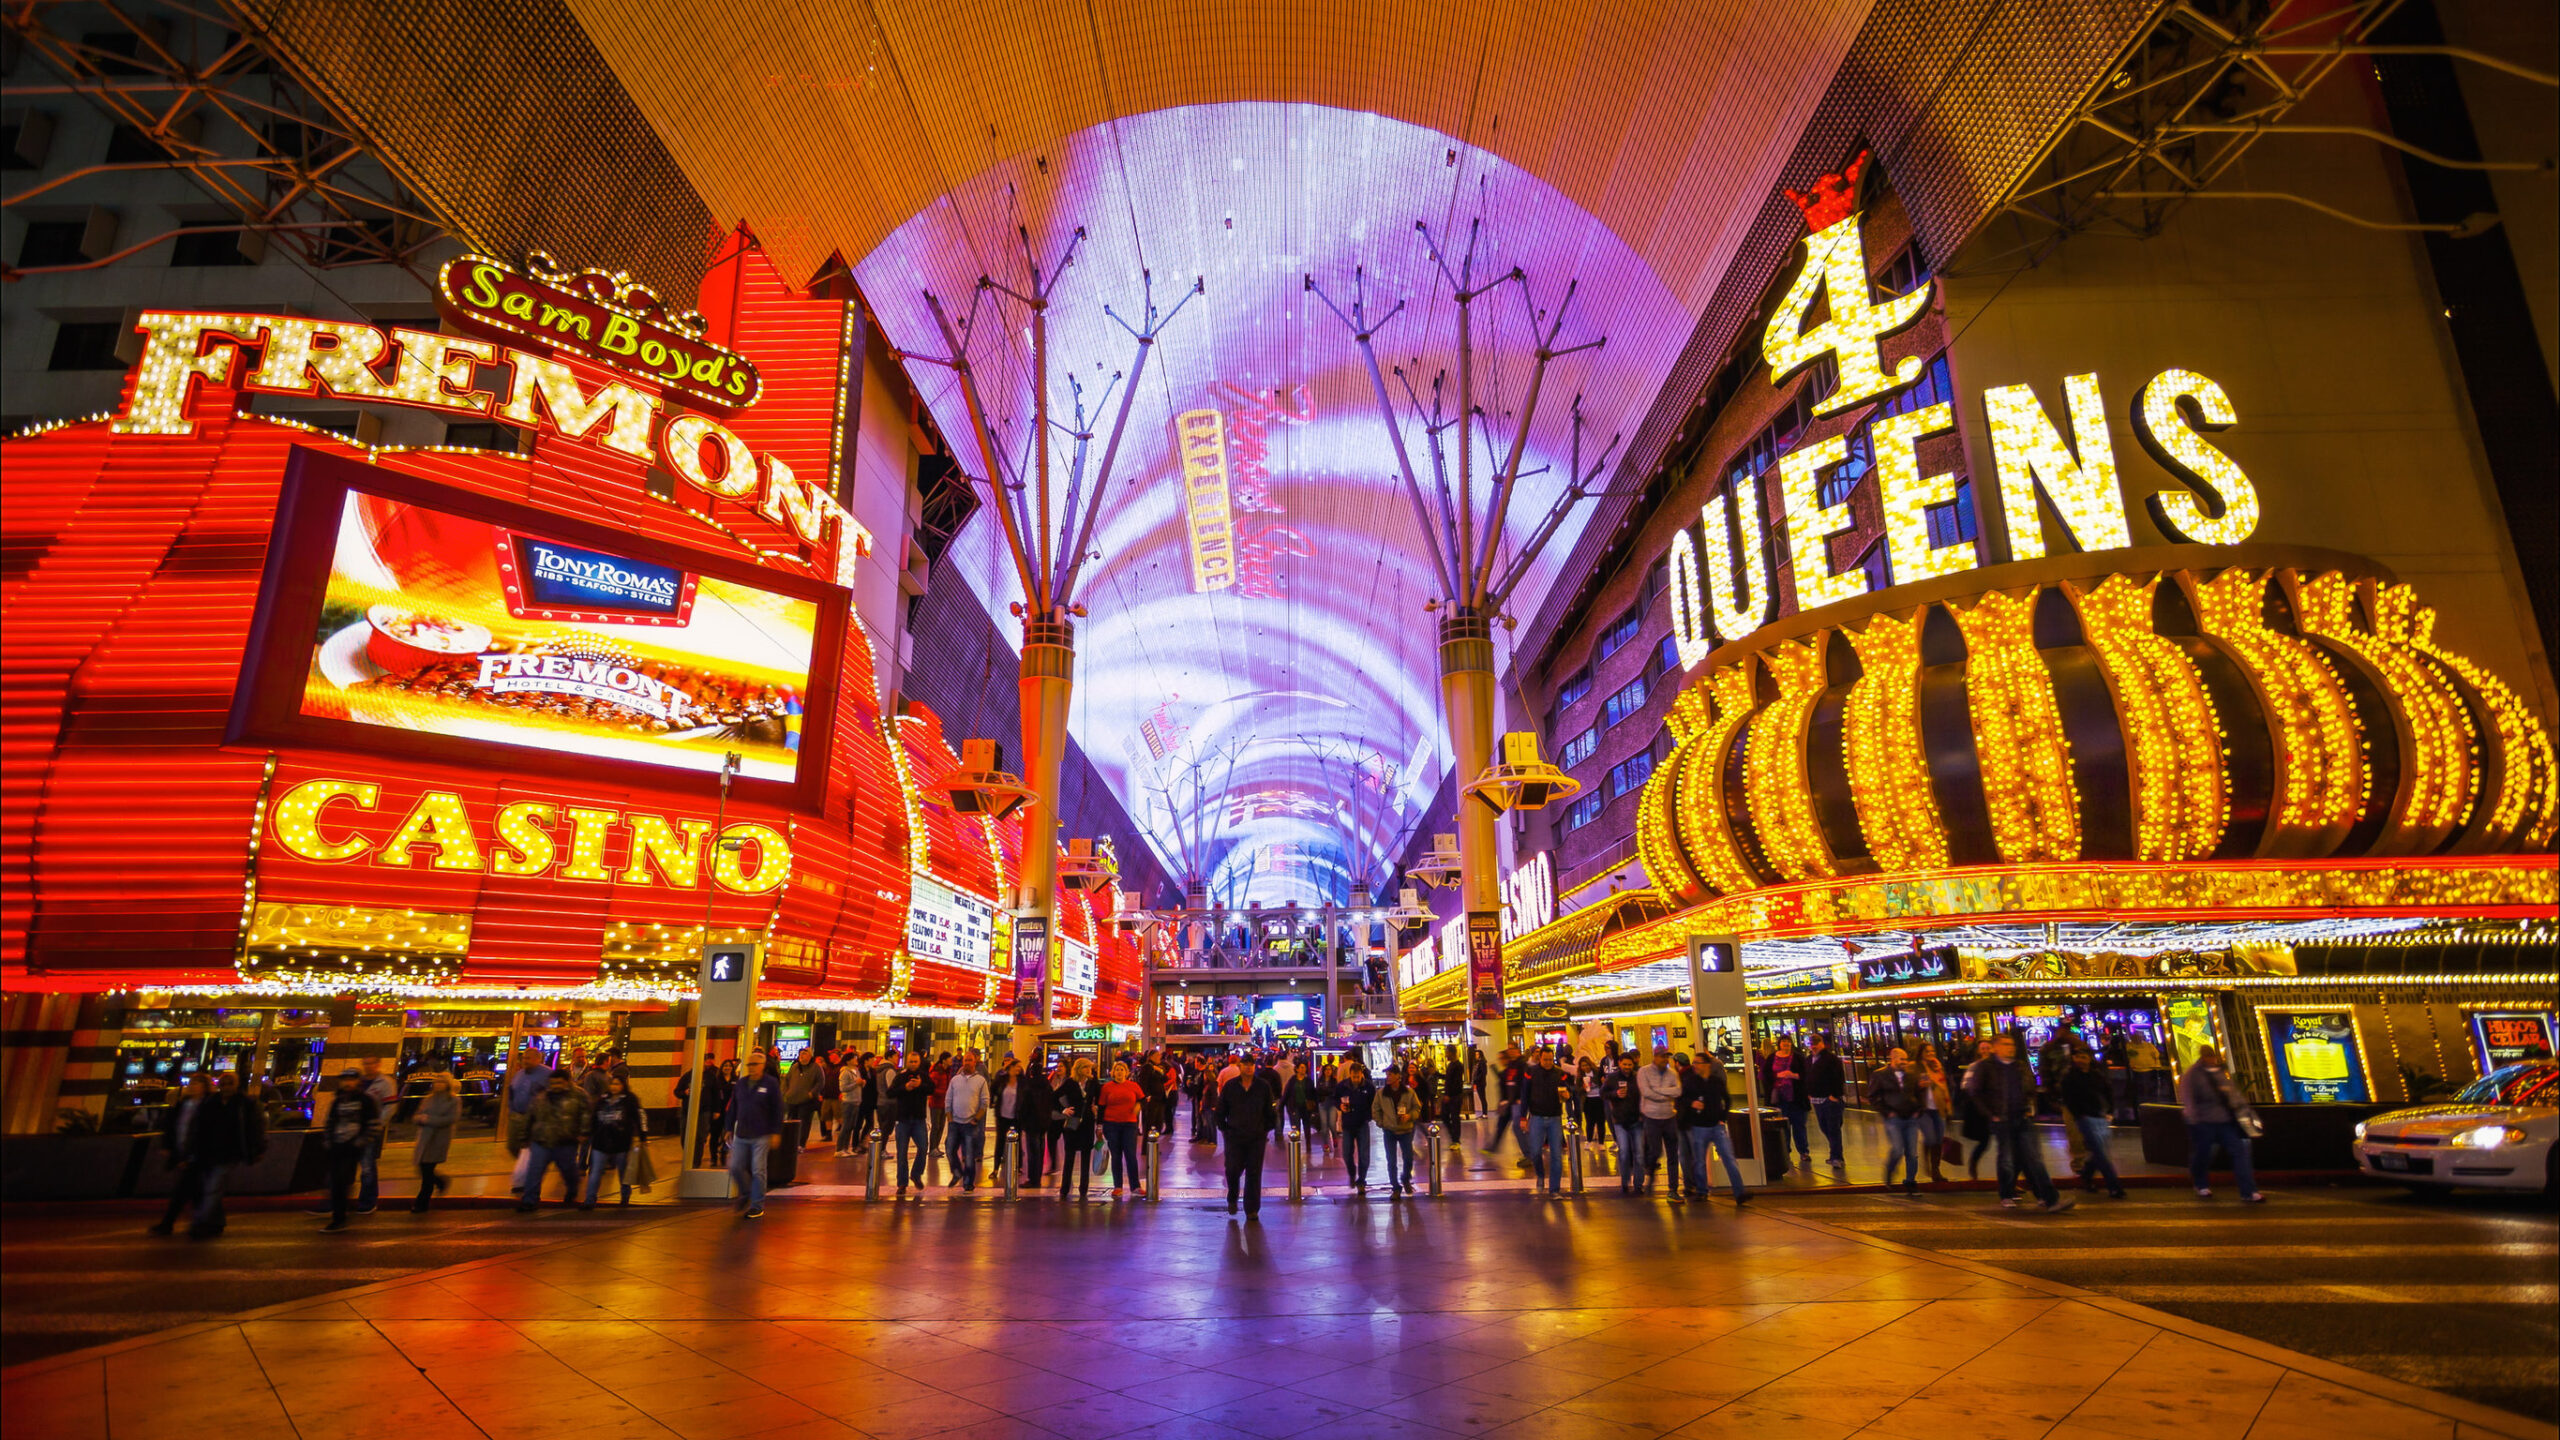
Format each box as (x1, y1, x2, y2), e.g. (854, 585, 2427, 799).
(8, 1183, 2535, 1440)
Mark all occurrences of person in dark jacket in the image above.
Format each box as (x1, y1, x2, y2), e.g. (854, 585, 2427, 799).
(1867, 1047, 1928, 1195)
(1467, 1046, 1488, 1116)
(1010, 1058, 1057, 1189)
(1336, 1061, 1377, 1191)
(723, 1052, 786, 1216)
(314, 1069, 380, 1233)
(1964, 1035, 2073, 1212)
(518, 1071, 592, 1212)
(1603, 1054, 1644, 1192)
(151, 1072, 265, 1238)
(1520, 1053, 1572, 1197)
(1682, 1054, 1750, 1203)
(1805, 1032, 1848, 1170)
(891, 1052, 933, 1193)
(1054, 1058, 1101, 1200)
(2057, 1046, 2126, 1198)
(584, 1073, 646, 1206)
(1215, 1062, 1281, 1217)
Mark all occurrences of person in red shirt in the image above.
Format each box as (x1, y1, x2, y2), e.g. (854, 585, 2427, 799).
(1099, 1061, 1147, 1198)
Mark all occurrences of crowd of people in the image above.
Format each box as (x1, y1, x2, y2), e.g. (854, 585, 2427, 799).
(136, 1019, 2268, 1239)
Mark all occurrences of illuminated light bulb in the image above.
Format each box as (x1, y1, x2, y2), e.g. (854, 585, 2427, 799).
(1742, 637, 1838, 881)
(1873, 402, 1977, 584)
(1984, 375, 2132, 561)
(1842, 611, 1947, 870)
(1778, 437, 1868, 611)
(1672, 665, 1767, 897)
(2187, 568, 2367, 857)
(2067, 575, 2227, 862)
(2134, 369, 2260, 545)
(2390, 595, 2560, 849)
(1950, 589, 2080, 862)
(2290, 573, 2478, 853)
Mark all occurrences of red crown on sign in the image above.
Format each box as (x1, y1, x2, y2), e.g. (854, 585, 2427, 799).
(1786, 150, 1872, 233)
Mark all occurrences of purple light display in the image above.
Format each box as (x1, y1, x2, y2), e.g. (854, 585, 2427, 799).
(854, 104, 1691, 898)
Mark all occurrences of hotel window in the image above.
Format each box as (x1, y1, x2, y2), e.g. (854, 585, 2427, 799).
(1642, 556, 1670, 611)
(1602, 675, 1649, 729)
(1651, 633, 1681, 679)
(1597, 606, 1642, 662)
(1607, 751, 1655, 800)
(1561, 725, 1599, 768)
(1557, 665, 1593, 709)
(1564, 792, 1605, 832)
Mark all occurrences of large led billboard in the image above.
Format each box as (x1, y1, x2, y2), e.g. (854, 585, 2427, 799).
(237, 449, 846, 807)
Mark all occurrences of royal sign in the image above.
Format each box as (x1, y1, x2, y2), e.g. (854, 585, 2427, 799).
(438, 252, 761, 412)
(1664, 152, 2263, 668)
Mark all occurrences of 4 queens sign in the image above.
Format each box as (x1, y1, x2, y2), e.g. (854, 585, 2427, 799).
(1666, 150, 2265, 667)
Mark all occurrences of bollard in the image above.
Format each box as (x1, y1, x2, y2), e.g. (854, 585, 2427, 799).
(1145, 1128, 1164, 1203)
(865, 1128, 885, 1200)
(1566, 1118, 1585, 1194)
(999, 1128, 1018, 1201)
(1287, 1125, 1305, 1202)
(1424, 1122, 1445, 1197)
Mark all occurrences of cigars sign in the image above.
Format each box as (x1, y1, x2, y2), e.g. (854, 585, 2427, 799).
(1665, 152, 2264, 666)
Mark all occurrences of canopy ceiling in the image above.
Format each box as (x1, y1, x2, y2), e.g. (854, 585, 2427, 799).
(549, 0, 1874, 901)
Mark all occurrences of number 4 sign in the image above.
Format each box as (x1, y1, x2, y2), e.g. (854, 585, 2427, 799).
(1762, 150, 1933, 419)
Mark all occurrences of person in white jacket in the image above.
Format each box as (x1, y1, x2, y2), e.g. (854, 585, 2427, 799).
(943, 1054, 991, 1192)
(1635, 1053, 1683, 1194)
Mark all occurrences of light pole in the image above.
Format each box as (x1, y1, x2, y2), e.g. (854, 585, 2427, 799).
(1310, 221, 1618, 1083)
(904, 231, 1200, 1065)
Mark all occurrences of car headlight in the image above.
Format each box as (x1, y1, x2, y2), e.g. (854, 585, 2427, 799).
(2353, 1121, 2368, 1141)
(2453, 1124, 2526, 1149)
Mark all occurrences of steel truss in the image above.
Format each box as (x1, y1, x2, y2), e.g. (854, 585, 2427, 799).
(2, 0, 442, 279)
(1962, 0, 2556, 272)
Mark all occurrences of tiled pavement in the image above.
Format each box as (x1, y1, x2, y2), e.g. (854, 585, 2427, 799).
(6, 1190, 2542, 1440)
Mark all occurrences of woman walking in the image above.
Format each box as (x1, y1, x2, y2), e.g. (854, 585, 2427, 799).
(583, 1073, 645, 1207)
(1059, 1057, 1101, 1198)
(408, 1073, 457, 1212)
(1100, 1059, 1146, 1198)
(1766, 1035, 1811, 1167)
(1916, 1042, 1953, 1184)
(2179, 1047, 2266, 1203)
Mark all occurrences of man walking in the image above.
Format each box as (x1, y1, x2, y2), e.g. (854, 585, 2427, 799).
(1635, 1050, 1682, 1195)
(151, 1073, 264, 1238)
(724, 1051, 786, 1217)
(518, 1069, 591, 1211)
(1867, 1046, 1926, 1196)
(1375, 1066, 1423, 1195)
(1965, 1035, 2074, 1212)
(1521, 1052, 1572, 1197)
(2058, 1045, 2126, 1198)
(945, 1051, 990, 1192)
(892, 1051, 932, 1193)
(1805, 1032, 1848, 1171)
(314, 1068, 380, 1233)
(1684, 1054, 1750, 1203)
(1215, 1058, 1281, 1217)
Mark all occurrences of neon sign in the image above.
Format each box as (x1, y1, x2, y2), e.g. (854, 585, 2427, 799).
(1665, 152, 2263, 665)
(437, 253, 761, 411)
(111, 312, 867, 587)
(1175, 408, 1236, 591)
(267, 776, 791, 894)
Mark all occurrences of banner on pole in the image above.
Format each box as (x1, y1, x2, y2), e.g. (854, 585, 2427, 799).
(1011, 915, 1050, 1027)
(1466, 909, 1504, 1021)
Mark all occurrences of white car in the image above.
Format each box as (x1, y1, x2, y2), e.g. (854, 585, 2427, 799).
(2353, 1061, 2558, 1194)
